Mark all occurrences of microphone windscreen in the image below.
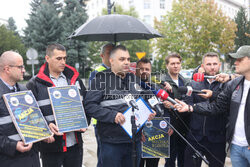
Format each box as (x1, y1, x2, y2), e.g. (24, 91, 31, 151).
(193, 73, 204, 82)
(156, 89, 169, 101)
(151, 76, 161, 84)
(178, 86, 188, 94)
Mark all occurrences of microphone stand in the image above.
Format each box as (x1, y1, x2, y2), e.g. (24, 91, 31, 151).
(159, 108, 209, 166)
(131, 105, 138, 167)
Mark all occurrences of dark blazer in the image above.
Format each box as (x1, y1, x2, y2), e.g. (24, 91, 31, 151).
(0, 79, 40, 167)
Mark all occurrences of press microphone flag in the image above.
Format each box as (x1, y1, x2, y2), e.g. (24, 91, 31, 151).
(151, 76, 165, 86)
(193, 73, 216, 82)
(148, 96, 164, 115)
(178, 86, 205, 96)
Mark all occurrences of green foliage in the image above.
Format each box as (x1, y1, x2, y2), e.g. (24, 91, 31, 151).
(60, 0, 89, 78)
(23, 0, 63, 69)
(154, 0, 237, 69)
(88, 5, 152, 66)
(234, 7, 250, 50)
(0, 25, 26, 58)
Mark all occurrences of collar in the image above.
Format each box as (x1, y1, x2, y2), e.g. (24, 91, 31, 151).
(102, 63, 110, 69)
(50, 72, 66, 80)
(0, 77, 16, 90)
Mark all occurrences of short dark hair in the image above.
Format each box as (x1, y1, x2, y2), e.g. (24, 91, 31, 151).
(110, 45, 128, 58)
(100, 43, 115, 55)
(165, 52, 182, 64)
(202, 52, 219, 63)
(136, 57, 151, 66)
(46, 43, 66, 57)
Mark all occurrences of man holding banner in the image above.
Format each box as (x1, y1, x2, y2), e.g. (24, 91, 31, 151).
(27, 44, 88, 167)
(0, 51, 40, 167)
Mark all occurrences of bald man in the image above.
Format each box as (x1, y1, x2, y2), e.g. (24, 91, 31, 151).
(0, 51, 40, 167)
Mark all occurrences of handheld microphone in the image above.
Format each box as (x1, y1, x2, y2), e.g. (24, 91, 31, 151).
(139, 81, 179, 105)
(178, 86, 206, 96)
(155, 89, 179, 105)
(193, 73, 216, 82)
(148, 96, 164, 115)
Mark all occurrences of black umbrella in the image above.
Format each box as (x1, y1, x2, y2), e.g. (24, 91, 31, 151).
(68, 14, 162, 43)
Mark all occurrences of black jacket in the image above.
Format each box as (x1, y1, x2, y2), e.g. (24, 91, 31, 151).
(185, 79, 227, 143)
(0, 79, 40, 167)
(84, 69, 143, 143)
(26, 63, 87, 153)
(161, 72, 190, 135)
(194, 76, 250, 145)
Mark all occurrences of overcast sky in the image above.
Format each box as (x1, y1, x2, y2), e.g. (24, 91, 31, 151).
(0, 0, 31, 32)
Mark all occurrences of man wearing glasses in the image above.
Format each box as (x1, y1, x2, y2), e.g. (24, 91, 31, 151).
(27, 43, 88, 167)
(0, 51, 40, 167)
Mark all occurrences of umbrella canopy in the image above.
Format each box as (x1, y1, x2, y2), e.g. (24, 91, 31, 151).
(68, 14, 162, 42)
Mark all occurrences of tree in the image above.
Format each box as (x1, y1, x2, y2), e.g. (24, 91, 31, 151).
(7, 17, 18, 36)
(60, 0, 89, 78)
(154, 0, 237, 69)
(0, 25, 26, 58)
(88, 5, 152, 67)
(23, 0, 63, 68)
(234, 7, 250, 50)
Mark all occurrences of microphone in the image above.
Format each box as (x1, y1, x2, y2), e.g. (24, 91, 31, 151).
(178, 86, 206, 96)
(139, 81, 179, 105)
(129, 100, 139, 110)
(155, 89, 179, 105)
(148, 96, 164, 115)
(124, 94, 139, 110)
(193, 73, 216, 82)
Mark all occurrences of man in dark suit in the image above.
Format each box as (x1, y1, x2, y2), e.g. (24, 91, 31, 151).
(0, 51, 40, 167)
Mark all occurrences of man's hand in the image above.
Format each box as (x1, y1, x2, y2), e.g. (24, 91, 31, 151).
(168, 128, 174, 136)
(16, 141, 33, 153)
(43, 136, 55, 143)
(49, 123, 63, 136)
(215, 73, 230, 83)
(198, 89, 213, 99)
(163, 82, 172, 93)
(163, 101, 174, 109)
(174, 99, 189, 112)
(148, 111, 156, 121)
(115, 112, 126, 125)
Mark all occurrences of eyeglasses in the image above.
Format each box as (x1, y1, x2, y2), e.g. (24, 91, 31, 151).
(9, 65, 25, 70)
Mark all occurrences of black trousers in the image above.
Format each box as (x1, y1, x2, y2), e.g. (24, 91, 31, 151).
(184, 137, 226, 167)
(165, 133, 186, 167)
(41, 145, 83, 167)
(139, 158, 159, 167)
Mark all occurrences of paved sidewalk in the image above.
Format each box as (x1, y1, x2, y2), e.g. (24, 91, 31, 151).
(82, 125, 232, 167)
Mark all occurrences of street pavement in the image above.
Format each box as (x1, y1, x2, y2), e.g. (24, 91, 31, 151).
(82, 125, 232, 167)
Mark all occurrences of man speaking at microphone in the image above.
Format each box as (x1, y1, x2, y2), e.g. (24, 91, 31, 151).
(84, 45, 155, 167)
(183, 52, 227, 167)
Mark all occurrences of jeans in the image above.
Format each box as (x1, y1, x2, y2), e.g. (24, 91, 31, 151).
(100, 141, 141, 167)
(230, 144, 250, 167)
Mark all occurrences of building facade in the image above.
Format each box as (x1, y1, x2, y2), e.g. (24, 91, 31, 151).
(86, 0, 249, 26)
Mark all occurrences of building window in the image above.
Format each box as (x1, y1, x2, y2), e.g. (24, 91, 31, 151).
(144, 0, 151, 9)
(144, 15, 151, 24)
(160, 0, 165, 9)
